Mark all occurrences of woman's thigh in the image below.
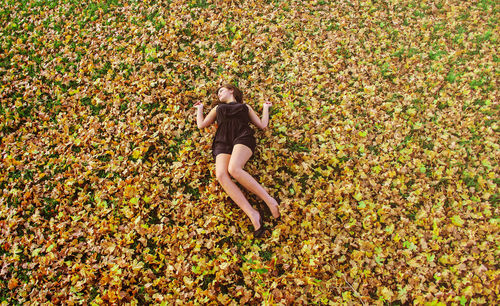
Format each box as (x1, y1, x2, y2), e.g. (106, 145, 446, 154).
(228, 144, 253, 173)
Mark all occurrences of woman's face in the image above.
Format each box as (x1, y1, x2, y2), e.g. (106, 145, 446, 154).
(218, 87, 234, 102)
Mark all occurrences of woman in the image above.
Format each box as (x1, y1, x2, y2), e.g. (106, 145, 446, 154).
(193, 83, 281, 238)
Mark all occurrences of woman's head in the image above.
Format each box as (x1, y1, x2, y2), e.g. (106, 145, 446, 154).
(216, 83, 243, 104)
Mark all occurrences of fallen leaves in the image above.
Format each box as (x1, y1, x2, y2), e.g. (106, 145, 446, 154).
(0, 0, 498, 304)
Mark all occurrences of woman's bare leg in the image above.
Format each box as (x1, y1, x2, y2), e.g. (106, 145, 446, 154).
(228, 144, 280, 218)
(215, 153, 261, 229)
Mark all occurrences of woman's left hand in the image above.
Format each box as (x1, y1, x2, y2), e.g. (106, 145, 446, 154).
(263, 101, 272, 108)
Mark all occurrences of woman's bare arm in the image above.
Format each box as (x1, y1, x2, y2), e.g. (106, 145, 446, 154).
(196, 104, 218, 129)
(247, 104, 269, 130)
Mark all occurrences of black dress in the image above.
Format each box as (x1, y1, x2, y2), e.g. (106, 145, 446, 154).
(212, 101, 256, 160)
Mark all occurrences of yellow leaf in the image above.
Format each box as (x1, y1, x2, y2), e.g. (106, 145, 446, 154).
(451, 215, 464, 227)
(353, 192, 362, 201)
(132, 148, 142, 159)
(380, 287, 394, 301)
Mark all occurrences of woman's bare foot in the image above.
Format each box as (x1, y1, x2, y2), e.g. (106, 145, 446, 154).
(266, 197, 280, 219)
(250, 209, 262, 230)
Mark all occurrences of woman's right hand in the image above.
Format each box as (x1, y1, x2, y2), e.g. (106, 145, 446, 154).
(263, 101, 273, 109)
(193, 101, 203, 110)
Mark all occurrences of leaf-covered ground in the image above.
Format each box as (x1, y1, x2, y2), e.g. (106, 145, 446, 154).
(1, 0, 498, 304)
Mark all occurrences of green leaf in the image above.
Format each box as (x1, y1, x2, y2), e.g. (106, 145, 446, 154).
(372, 165, 382, 174)
(192, 265, 201, 274)
(46, 243, 56, 253)
(32, 248, 42, 257)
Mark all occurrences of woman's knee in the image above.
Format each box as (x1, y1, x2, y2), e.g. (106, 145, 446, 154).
(216, 170, 231, 182)
(228, 165, 243, 179)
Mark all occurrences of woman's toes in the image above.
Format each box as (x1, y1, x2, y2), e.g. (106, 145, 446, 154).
(273, 208, 281, 219)
(270, 200, 280, 218)
(252, 210, 261, 229)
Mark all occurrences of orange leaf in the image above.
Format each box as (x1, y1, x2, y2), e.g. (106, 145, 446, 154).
(8, 278, 18, 290)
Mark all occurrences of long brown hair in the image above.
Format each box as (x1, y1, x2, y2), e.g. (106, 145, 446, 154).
(213, 83, 243, 106)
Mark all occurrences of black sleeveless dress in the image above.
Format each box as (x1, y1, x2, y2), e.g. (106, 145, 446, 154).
(212, 101, 256, 160)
